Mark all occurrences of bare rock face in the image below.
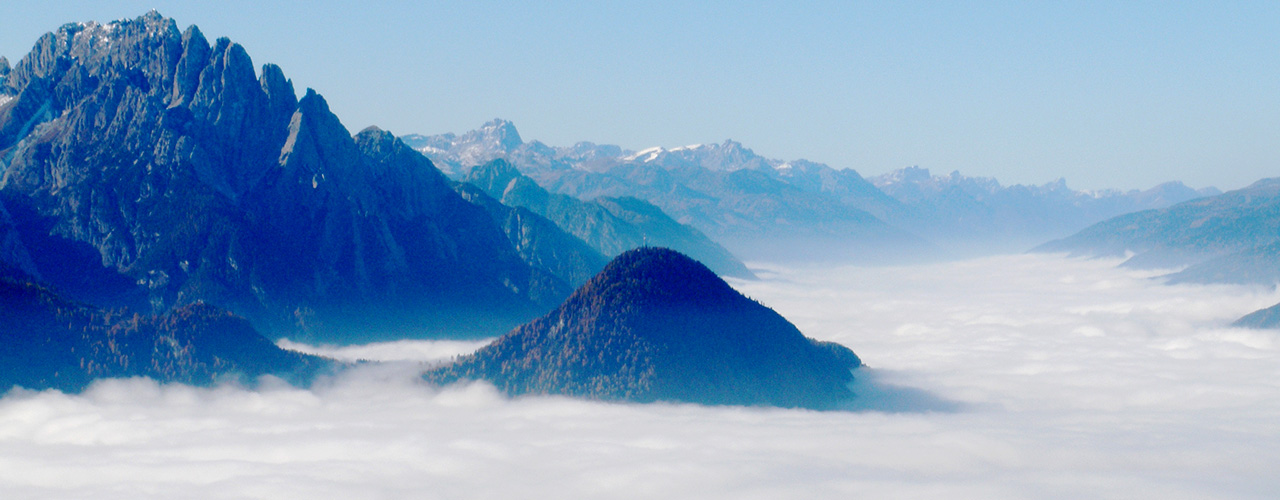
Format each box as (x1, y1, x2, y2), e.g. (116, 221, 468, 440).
(0, 12, 567, 342)
(426, 248, 860, 410)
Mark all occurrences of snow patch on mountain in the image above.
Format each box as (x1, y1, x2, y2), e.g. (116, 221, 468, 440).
(623, 146, 665, 162)
(401, 119, 1219, 258)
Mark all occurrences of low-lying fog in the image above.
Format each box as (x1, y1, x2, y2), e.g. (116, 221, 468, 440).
(3, 254, 1278, 499)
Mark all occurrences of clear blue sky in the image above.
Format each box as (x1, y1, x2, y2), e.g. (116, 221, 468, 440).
(2, 1, 1277, 190)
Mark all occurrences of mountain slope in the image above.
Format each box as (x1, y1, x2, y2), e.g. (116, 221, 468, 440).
(1035, 178, 1280, 285)
(0, 275, 331, 392)
(425, 248, 860, 409)
(1233, 301, 1280, 329)
(453, 181, 610, 289)
(464, 159, 755, 278)
(0, 197, 39, 280)
(543, 161, 929, 262)
(871, 167, 1220, 254)
(0, 13, 572, 341)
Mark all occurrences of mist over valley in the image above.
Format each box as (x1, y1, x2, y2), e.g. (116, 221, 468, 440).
(3, 255, 1278, 498)
(2, 8, 1279, 499)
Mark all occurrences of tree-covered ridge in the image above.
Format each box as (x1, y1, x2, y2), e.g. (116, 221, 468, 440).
(0, 275, 331, 393)
(427, 248, 860, 409)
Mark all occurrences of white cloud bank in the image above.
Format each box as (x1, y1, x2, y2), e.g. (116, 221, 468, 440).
(2, 254, 1279, 499)
(276, 337, 492, 364)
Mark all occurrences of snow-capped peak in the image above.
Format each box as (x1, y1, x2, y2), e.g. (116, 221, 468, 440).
(623, 146, 666, 162)
(670, 143, 705, 152)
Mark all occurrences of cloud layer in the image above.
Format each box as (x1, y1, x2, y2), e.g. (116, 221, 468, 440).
(2, 254, 1278, 499)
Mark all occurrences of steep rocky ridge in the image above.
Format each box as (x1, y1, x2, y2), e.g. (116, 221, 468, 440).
(0, 13, 571, 342)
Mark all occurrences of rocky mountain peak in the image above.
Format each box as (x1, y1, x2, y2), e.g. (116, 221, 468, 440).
(1041, 177, 1069, 191)
(0, 12, 572, 342)
(170, 25, 209, 106)
(878, 166, 932, 185)
(354, 125, 393, 147)
(273, 87, 363, 193)
(5, 14, 179, 96)
(476, 118, 523, 150)
(258, 63, 296, 109)
(353, 124, 452, 190)
(399, 118, 526, 175)
(718, 139, 746, 153)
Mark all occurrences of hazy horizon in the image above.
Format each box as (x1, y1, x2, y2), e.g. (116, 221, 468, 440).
(3, 2, 1276, 191)
(3, 4, 1278, 497)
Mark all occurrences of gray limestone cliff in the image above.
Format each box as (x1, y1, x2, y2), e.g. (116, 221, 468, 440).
(0, 12, 571, 342)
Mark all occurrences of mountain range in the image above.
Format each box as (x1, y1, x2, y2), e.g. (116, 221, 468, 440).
(1036, 179, 1280, 328)
(406, 124, 925, 262)
(870, 167, 1220, 254)
(0, 12, 1255, 402)
(0, 13, 799, 398)
(404, 120, 1217, 261)
(1036, 178, 1280, 286)
(461, 159, 753, 278)
(0, 13, 632, 343)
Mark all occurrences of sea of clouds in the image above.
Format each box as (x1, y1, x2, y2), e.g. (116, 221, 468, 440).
(2, 254, 1278, 499)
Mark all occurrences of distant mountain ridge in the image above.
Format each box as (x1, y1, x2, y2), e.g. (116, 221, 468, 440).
(404, 120, 1216, 261)
(407, 122, 928, 262)
(871, 166, 1221, 253)
(461, 159, 754, 279)
(1036, 178, 1280, 286)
